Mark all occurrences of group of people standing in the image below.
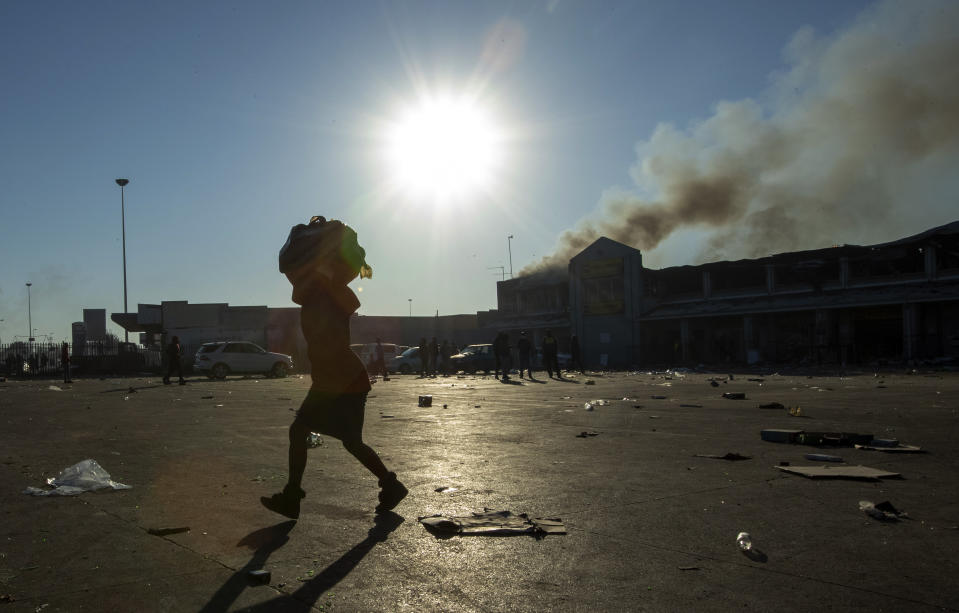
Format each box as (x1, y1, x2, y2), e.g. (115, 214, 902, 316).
(492, 329, 584, 381)
(417, 337, 457, 377)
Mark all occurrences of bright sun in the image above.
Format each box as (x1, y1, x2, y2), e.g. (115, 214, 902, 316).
(384, 96, 502, 202)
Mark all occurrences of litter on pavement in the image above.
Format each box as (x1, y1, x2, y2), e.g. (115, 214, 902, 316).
(859, 500, 907, 521)
(23, 459, 132, 496)
(419, 509, 566, 537)
(694, 453, 751, 461)
(775, 465, 900, 480)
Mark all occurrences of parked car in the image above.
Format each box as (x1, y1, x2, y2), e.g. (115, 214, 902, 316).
(388, 346, 421, 374)
(449, 344, 496, 374)
(193, 341, 294, 379)
(351, 342, 401, 371)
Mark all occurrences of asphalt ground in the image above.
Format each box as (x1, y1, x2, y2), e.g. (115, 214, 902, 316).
(1, 368, 958, 612)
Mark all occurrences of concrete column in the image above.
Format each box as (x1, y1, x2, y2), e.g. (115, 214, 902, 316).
(702, 271, 712, 300)
(925, 245, 937, 280)
(680, 319, 690, 363)
(743, 315, 756, 363)
(765, 265, 775, 294)
(902, 303, 919, 361)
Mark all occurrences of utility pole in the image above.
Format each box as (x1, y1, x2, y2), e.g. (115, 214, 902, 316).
(507, 235, 514, 279)
(25, 283, 33, 342)
(115, 178, 130, 343)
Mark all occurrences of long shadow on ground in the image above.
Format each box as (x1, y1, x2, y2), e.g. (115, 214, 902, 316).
(200, 513, 404, 612)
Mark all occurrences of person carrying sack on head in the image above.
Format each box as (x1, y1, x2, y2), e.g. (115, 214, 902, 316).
(261, 216, 407, 519)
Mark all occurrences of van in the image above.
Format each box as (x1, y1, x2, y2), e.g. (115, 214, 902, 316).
(350, 342, 400, 370)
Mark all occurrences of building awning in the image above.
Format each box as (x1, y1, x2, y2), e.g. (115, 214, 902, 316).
(111, 313, 162, 333)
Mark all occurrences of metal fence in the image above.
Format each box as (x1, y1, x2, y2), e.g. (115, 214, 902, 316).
(0, 341, 162, 377)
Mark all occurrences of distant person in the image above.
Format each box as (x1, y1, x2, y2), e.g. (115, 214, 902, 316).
(440, 340, 451, 376)
(373, 338, 389, 381)
(516, 331, 533, 379)
(569, 334, 585, 374)
(29, 355, 38, 378)
(418, 337, 428, 377)
(429, 337, 439, 376)
(163, 336, 186, 385)
(61, 342, 73, 384)
(493, 332, 512, 382)
(262, 216, 406, 519)
(542, 330, 561, 379)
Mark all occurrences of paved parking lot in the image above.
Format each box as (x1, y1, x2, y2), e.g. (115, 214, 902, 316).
(1, 369, 958, 611)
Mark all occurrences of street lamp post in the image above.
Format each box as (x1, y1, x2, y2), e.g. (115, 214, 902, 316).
(408, 298, 412, 317)
(507, 235, 514, 279)
(25, 283, 33, 342)
(115, 179, 130, 343)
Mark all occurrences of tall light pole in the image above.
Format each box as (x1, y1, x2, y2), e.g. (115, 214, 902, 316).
(0, 318, 5, 345)
(115, 179, 130, 342)
(25, 283, 33, 342)
(507, 235, 514, 279)
(408, 298, 412, 317)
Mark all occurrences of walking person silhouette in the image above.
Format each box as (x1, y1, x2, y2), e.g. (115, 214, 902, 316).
(261, 216, 407, 519)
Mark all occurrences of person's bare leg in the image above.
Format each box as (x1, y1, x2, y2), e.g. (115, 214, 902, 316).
(342, 438, 407, 512)
(261, 423, 308, 518)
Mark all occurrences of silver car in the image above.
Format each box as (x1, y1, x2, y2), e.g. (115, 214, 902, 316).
(193, 341, 293, 379)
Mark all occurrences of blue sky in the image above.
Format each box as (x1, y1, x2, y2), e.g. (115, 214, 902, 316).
(4, 0, 954, 344)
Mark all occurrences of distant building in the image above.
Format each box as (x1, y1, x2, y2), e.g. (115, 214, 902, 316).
(492, 221, 959, 368)
(82, 309, 107, 341)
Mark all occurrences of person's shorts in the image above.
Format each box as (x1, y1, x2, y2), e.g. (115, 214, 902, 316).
(292, 389, 367, 442)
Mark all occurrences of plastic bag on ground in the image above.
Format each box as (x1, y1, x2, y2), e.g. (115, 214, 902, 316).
(23, 459, 132, 496)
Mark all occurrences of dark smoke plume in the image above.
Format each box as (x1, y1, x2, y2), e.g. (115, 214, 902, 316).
(521, 0, 959, 276)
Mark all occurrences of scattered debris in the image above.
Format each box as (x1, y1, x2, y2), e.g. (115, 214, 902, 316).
(23, 459, 132, 496)
(419, 510, 565, 537)
(650, 395, 667, 400)
(147, 526, 191, 536)
(679, 403, 703, 408)
(855, 443, 923, 453)
(860, 500, 907, 521)
(678, 566, 701, 571)
(694, 453, 751, 461)
(804, 453, 843, 463)
(633, 404, 644, 409)
(775, 465, 901, 480)
(761, 429, 803, 443)
(584, 402, 594, 411)
(747, 378, 765, 383)
(307, 432, 323, 447)
(434, 486, 458, 493)
(576, 431, 600, 438)
(248, 569, 272, 584)
(380, 415, 395, 419)
(710, 380, 720, 388)
(722, 392, 746, 400)
(201, 395, 214, 399)
(128, 387, 138, 394)
(788, 406, 803, 417)
(584, 380, 596, 385)
(47, 385, 62, 392)
(758, 402, 785, 409)
(418, 395, 432, 407)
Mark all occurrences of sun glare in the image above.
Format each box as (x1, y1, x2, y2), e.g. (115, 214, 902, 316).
(384, 96, 501, 203)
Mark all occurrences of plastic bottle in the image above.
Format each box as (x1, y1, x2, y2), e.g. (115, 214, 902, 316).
(736, 532, 752, 551)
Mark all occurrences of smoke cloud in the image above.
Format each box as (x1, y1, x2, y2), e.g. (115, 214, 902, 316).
(521, 0, 959, 276)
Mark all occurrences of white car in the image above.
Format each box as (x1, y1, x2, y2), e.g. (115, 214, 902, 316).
(193, 341, 294, 379)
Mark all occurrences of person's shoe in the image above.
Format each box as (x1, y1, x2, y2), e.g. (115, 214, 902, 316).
(260, 486, 305, 519)
(376, 472, 408, 513)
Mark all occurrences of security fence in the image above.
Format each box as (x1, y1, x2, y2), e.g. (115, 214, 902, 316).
(0, 342, 162, 377)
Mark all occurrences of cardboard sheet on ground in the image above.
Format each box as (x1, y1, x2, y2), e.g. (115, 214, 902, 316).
(23, 459, 132, 496)
(419, 510, 566, 537)
(775, 465, 900, 480)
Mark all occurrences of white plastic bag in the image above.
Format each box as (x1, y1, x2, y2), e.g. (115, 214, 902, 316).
(23, 459, 132, 496)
